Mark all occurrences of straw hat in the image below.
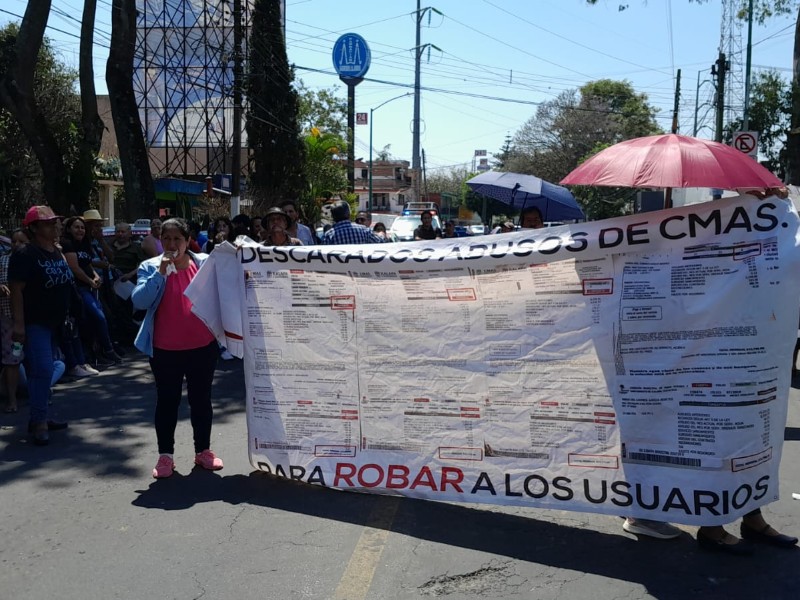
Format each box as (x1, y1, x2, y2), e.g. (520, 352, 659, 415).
(82, 209, 106, 222)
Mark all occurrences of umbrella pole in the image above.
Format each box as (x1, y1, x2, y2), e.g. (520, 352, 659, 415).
(664, 187, 673, 210)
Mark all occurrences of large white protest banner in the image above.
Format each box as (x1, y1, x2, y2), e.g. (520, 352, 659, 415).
(189, 195, 800, 525)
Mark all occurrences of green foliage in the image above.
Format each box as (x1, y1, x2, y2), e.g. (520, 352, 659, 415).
(295, 80, 347, 137)
(300, 127, 348, 226)
(375, 145, 393, 161)
(245, 0, 306, 207)
(0, 22, 80, 218)
(503, 80, 661, 201)
(724, 70, 791, 178)
(589, 1, 798, 22)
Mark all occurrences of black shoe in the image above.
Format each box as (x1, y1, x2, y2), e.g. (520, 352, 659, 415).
(28, 419, 68, 433)
(696, 529, 754, 556)
(103, 349, 123, 364)
(740, 523, 798, 548)
(29, 423, 50, 446)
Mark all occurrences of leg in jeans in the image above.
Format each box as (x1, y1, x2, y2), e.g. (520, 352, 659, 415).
(23, 324, 55, 424)
(51, 360, 66, 386)
(149, 347, 186, 455)
(185, 342, 219, 454)
(78, 287, 114, 353)
(60, 330, 87, 371)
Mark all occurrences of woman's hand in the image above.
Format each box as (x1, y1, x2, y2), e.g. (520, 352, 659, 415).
(91, 274, 102, 289)
(159, 251, 176, 276)
(0, 285, 9, 297)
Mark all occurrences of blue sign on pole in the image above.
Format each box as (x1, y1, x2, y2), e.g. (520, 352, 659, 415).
(332, 33, 371, 80)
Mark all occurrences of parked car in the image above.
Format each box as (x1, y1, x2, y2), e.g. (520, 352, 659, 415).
(468, 224, 486, 236)
(402, 202, 438, 216)
(389, 214, 443, 242)
(102, 218, 154, 240)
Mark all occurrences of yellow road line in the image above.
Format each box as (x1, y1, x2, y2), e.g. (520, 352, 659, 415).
(333, 496, 401, 600)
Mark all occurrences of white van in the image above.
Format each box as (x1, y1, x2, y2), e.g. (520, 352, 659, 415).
(402, 202, 438, 215)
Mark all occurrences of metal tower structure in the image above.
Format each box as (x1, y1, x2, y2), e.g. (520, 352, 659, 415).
(720, 0, 745, 129)
(133, 0, 253, 179)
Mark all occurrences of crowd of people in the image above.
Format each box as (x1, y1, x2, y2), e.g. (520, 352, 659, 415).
(1, 200, 796, 556)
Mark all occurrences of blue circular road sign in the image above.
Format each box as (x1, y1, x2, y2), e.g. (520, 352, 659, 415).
(332, 33, 371, 79)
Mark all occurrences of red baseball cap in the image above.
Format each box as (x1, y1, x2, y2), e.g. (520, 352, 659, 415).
(22, 205, 61, 227)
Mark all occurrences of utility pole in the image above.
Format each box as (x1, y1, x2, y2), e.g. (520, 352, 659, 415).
(421, 148, 427, 202)
(713, 52, 728, 143)
(671, 69, 681, 135)
(230, 0, 243, 217)
(412, 2, 441, 202)
(742, 0, 754, 129)
(412, 0, 422, 202)
(665, 69, 681, 209)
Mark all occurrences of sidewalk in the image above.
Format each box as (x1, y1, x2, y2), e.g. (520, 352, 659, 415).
(0, 354, 798, 600)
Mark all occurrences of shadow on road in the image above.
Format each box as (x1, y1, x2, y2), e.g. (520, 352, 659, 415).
(0, 352, 245, 485)
(132, 468, 800, 600)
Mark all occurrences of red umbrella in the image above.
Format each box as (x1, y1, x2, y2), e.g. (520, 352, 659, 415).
(560, 134, 783, 190)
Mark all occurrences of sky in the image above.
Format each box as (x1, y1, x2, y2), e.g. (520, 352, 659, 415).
(1, 0, 796, 175)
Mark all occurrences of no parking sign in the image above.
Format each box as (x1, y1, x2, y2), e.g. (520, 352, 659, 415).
(733, 131, 759, 158)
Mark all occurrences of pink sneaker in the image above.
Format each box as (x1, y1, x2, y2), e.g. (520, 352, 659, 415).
(194, 449, 223, 471)
(152, 455, 175, 479)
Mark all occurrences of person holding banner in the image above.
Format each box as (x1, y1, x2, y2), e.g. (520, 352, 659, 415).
(696, 509, 797, 555)
(132, 217, 222, 479)
(519, 206, 545, 229)
(260, 208, 302, 247)
(414, 211, 442, 241)
(322, 201, 385, 245)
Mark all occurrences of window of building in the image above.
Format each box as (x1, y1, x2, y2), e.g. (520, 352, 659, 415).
(360, 168, 368, 179)
(373, 193, 388, 209)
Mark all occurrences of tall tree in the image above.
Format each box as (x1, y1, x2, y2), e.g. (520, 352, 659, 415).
(505, 80, 660, 183)
(0, 23, 80, 217)
(0, 1, 71, 212)
(588, 0, 800, 183)
(246, 0, 305, 207)
(70, 0, 104, 211)
(301, 127, 347, 225)
(725, 70, 791, 177)
(296, 80, 347, 137)
(106, 0, 155, 219)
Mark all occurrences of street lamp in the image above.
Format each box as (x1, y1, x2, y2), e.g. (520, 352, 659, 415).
(369, 93, 412, 212)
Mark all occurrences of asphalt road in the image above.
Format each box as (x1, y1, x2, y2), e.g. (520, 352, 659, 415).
(1, 355, 798, 600)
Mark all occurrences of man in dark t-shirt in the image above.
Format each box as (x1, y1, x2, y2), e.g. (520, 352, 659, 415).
(413, 211, 442, 241)
(112, 222, 145, 281)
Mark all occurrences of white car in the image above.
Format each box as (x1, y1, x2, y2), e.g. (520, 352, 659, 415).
(389, 215, 443, 242)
